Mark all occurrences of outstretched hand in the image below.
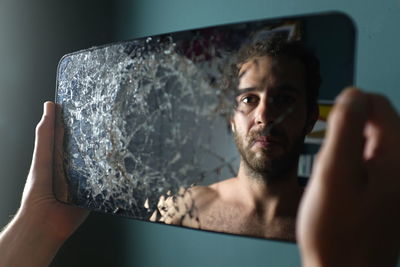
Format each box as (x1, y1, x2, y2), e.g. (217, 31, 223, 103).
(0, 102, 88, 267)
(20, 101, 88, 241)
(297, 88, 400, 267)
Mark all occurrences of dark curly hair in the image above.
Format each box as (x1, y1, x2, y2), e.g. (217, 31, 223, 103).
(218, 36, 321, 118)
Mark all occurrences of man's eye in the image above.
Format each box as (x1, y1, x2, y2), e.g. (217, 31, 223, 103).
(241, 95, 258, 104)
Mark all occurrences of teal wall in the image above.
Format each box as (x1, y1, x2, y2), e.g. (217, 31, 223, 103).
(0, 0, 399, 266)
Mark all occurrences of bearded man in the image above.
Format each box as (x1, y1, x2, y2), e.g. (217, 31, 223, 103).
(158, 38, 320, 241)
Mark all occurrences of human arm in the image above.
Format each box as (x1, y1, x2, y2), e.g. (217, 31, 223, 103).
(0, 102, 88, 267)
(297, 88, 400, 267)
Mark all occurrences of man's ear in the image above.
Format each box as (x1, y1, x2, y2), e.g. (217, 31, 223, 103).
(305, 104, 319, 134)
(230, 119, 236, 133)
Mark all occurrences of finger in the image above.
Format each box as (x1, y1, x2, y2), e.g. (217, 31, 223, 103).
(364, 93, 400, 160)
(31, 102, 56, 174)
(316, 88, 368, 185)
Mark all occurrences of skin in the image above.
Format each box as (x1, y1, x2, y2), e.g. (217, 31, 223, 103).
(165, 56, 318, 241)
(297, 88, 400, 267)
(0, 88, 399, 266)
(0, 102, 88, 267)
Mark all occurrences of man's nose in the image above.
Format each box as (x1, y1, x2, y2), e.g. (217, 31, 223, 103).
(255, 97, 274, 125)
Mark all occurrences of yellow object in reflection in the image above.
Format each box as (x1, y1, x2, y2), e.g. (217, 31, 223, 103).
(318, 104, 333, 121)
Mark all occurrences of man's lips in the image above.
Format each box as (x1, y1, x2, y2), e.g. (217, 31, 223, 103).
(251, 136, 281, 147)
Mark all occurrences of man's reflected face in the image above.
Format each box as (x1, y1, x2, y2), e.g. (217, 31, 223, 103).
(232, 55, 312, 179)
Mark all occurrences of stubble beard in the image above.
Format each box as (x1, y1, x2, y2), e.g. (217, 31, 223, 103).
(234, 127, 304, 183)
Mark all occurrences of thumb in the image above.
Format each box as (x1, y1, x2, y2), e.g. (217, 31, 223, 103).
(30, 102, 56, 175)
(316, 88, 368, 187)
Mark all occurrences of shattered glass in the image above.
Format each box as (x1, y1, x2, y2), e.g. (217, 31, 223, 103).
(55, 25, 259, 219)
(54, 14, 355, 238)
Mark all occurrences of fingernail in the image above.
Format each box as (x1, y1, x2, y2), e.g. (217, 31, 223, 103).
(336, 89, 367, 113)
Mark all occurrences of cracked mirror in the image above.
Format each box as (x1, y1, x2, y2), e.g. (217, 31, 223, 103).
(54, 12, 355, 242)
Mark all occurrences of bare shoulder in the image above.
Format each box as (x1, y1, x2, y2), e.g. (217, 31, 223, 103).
(149, 185, 218, 227)
(150, 178, 237, 228)
(186, 185, 219, 207)
(189, 177, 238, 207)
(209, 177, 237, 192)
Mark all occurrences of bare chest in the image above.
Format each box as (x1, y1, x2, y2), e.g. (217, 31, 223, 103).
(198, 204, 296, 241)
